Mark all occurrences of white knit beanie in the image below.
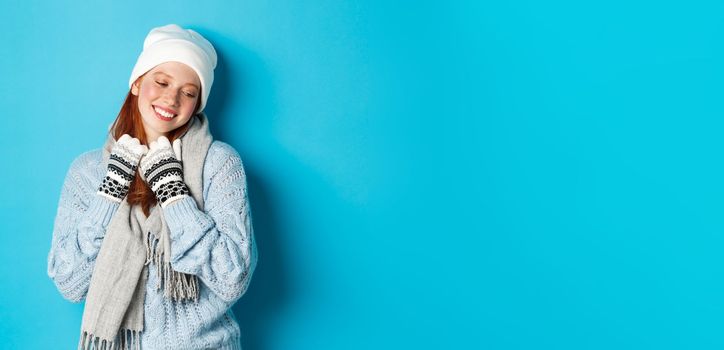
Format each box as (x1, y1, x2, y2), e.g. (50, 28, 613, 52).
(129, 24, 217, 113)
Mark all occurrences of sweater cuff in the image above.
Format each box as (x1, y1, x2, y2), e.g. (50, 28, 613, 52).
(87, 194, 120, 228)
(78, 194, 120, 256)
(162, 195, 214, 270)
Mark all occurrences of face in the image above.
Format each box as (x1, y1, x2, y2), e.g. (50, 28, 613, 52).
(131, 61, 201, 143)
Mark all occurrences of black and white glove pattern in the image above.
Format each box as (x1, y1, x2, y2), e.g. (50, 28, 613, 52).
(97, 134, 149, 202)
(140, 136, 190, 208)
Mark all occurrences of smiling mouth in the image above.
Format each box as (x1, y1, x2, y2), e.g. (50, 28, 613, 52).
(153, 106, 177, 121)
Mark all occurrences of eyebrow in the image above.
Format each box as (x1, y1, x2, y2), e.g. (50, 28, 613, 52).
(152, 71, 200, 90)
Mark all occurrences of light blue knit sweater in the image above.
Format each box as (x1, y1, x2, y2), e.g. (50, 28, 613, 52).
(47, 140, 258, 350)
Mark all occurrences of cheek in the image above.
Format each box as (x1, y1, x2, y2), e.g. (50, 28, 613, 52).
(140, 84, 161, 101)
(182, 98, 199, 112)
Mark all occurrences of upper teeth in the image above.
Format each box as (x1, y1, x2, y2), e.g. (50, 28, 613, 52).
(154, 106, 176, 118)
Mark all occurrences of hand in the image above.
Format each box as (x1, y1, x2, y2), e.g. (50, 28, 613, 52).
(97, 134, 148, 202)
(139, 136, 190, 208)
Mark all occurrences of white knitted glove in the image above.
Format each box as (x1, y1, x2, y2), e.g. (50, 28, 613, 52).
(97, 134, 149, 202)
(139, 136, 190, 208)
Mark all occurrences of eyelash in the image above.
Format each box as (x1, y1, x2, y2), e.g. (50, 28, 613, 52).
(155, 81, 196, 98)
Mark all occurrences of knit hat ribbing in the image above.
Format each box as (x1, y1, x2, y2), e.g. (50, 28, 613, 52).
(129, 24, 217, 113)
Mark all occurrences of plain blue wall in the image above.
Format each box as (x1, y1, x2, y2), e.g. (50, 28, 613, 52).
(2, 0, 723, 349)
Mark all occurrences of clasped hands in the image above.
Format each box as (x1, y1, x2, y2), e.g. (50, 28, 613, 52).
(97, 134, 190, 208)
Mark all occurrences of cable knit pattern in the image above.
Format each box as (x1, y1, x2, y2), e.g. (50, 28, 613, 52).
(47, 141, 258, 350)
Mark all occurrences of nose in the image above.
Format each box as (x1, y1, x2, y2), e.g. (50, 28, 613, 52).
(162, 89, 180, 107)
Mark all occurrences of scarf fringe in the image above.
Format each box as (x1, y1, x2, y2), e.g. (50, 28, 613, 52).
(78, 329, 141, 350)
(145, 230, 199, 302)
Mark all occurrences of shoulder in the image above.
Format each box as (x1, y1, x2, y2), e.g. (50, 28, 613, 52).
(69, 148, 103, 172)
(205, 141, 245, 171)
(208, 140, 241, 159)
(203, 141, 247, 184)
(61, 148, 104, 195)
(67, 148, 104, 181)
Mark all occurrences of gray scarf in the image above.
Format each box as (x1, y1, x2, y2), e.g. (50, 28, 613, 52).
(78, 113, 213, 350)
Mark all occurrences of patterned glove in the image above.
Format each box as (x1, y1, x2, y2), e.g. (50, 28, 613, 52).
(139, 136, 190, 208)
(97, 134, 148, 202)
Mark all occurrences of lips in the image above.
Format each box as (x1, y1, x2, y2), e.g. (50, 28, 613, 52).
(153, 105, 177, 121)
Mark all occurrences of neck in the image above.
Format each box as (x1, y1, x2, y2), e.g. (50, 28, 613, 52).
(144, 130, 167, 144)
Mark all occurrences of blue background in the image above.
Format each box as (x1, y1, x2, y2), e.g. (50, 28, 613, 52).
(1, 0, 722, 349)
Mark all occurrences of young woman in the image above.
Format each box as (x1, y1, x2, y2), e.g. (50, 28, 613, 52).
(47, 24, 258, 350)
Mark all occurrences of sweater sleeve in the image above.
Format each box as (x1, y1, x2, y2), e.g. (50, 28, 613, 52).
(47, 151, 120, 303)
(162, 143, 258, 305)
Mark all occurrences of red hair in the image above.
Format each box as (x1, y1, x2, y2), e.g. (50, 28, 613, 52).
(109, 74, 202, 217)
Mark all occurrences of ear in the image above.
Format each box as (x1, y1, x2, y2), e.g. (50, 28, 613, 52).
(131, 81, 140, 96)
